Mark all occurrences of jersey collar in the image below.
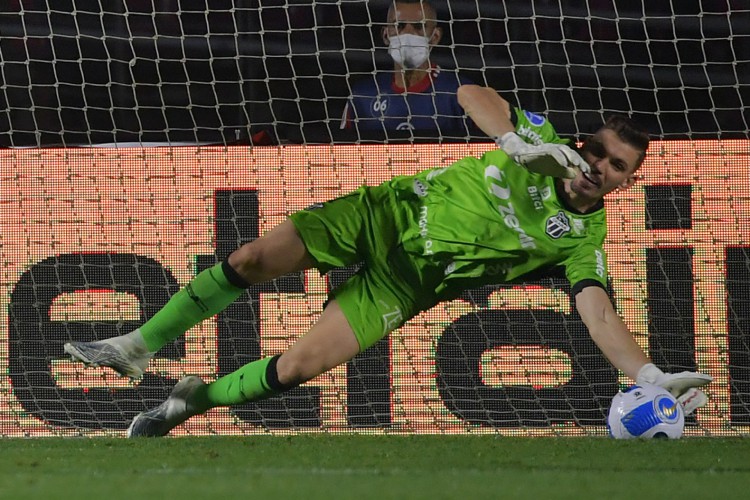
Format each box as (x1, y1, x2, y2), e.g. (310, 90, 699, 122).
(391, 64, 440, 94)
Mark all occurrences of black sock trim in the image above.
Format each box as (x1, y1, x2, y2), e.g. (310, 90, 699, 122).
(222, 259, 252, 288)
(265, 354, 298, 393)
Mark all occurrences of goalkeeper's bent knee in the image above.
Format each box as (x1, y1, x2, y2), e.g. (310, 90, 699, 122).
(265, 354, 301, 393)
(221, 259, 252, 288)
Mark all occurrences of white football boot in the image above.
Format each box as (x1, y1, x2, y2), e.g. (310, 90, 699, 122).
(127, 376, 205, 437)
(63, 329, 153, 379)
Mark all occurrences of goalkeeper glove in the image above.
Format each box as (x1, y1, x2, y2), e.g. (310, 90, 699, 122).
(636, 363, 712, 414)
(495, 132, 590, 179)
(678, 387, 708, 416)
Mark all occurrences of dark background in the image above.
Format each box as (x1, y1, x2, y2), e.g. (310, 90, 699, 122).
(0, 0, 747, 147)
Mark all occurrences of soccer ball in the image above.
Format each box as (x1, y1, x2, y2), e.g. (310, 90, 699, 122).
(607, 383, 684, 439)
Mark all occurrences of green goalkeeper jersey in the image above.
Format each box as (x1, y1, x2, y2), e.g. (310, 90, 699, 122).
(377, 108, 608, 301)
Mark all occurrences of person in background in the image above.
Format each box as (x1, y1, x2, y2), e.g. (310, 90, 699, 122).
(340, 0, 474, 137)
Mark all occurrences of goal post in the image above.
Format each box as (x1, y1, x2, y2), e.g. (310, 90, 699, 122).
(0, 1, 748, 437)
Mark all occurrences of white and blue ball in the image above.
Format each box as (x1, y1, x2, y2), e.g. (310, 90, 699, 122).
(607, 383, 684, 439)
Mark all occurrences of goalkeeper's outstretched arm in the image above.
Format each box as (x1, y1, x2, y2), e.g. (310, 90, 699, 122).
(456, 84, 515, 138)
(575, 285, 712, 401)
(575, 285, 649, 380)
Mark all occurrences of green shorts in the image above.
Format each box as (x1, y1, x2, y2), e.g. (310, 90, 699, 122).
(288, 186, 433, 351)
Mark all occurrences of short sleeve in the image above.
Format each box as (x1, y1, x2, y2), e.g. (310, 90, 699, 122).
(564, 242, 609, 296)
(512, 107, 569, 146)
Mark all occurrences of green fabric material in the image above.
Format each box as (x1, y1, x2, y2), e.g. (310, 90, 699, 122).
(188, 357, 276, 412)
(139, 263, 245, 352)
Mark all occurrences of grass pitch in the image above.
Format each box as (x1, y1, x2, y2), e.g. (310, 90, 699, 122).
(2, 435, 748, 499)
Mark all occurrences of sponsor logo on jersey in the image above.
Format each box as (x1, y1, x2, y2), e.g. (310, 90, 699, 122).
(527, 185, 544, 211)
(444, 261, 456, 276)
(426, 168, 448, 181)
(418, 205, 433, 255)
(545, 211, 571, 239)
(595, 249, 605, 277)
(485, 165, 537, 249)
(379, 300, 403, 335)
(306, 202, 325, 211)
(572, 217, 585, 235)
(413, 179, 428, 197)
(540, 185, 552, 201)
(524, 110, 547, 127)
(516, 125, 544, 145)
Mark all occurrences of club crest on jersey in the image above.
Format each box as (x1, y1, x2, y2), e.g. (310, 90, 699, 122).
(545, 211, 571, 239)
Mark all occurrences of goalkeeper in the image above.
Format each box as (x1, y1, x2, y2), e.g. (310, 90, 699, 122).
(65, 85, 712, 437)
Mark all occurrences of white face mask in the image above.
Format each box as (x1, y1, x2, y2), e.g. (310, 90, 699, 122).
(387, 33, 431, 69)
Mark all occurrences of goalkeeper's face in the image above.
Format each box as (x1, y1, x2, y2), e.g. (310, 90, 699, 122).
(573, 129, 642, 199)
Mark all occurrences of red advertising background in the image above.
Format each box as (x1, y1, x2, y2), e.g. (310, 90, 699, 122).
(0, 141, 748, 436)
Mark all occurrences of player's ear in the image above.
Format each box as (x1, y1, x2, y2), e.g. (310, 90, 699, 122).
(429, 25, 443, 45)
(382, 26, 390, 46)
(618, 174, 637, 191)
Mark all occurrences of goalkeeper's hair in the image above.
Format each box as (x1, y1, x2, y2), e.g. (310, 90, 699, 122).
(602, 114, 650, 168)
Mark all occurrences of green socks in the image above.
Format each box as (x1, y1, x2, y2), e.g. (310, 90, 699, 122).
(188, 356, 283, 412)
(138, 262, 246, 352)
(132, 261, 289, 412)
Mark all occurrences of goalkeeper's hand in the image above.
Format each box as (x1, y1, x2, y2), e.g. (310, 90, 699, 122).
(637, 363, 712, 415)
(495, 132, 590, 179)
(678, 388, 708, 416)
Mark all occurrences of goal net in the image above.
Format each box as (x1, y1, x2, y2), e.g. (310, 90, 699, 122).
(0, 0, 748, 437)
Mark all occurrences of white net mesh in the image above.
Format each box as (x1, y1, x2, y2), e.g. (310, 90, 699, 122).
(0, 1, 748, 436)
(1, 1, 746, 146)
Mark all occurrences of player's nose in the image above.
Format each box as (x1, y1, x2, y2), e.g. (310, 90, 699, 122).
(588, 158, 604, 175)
